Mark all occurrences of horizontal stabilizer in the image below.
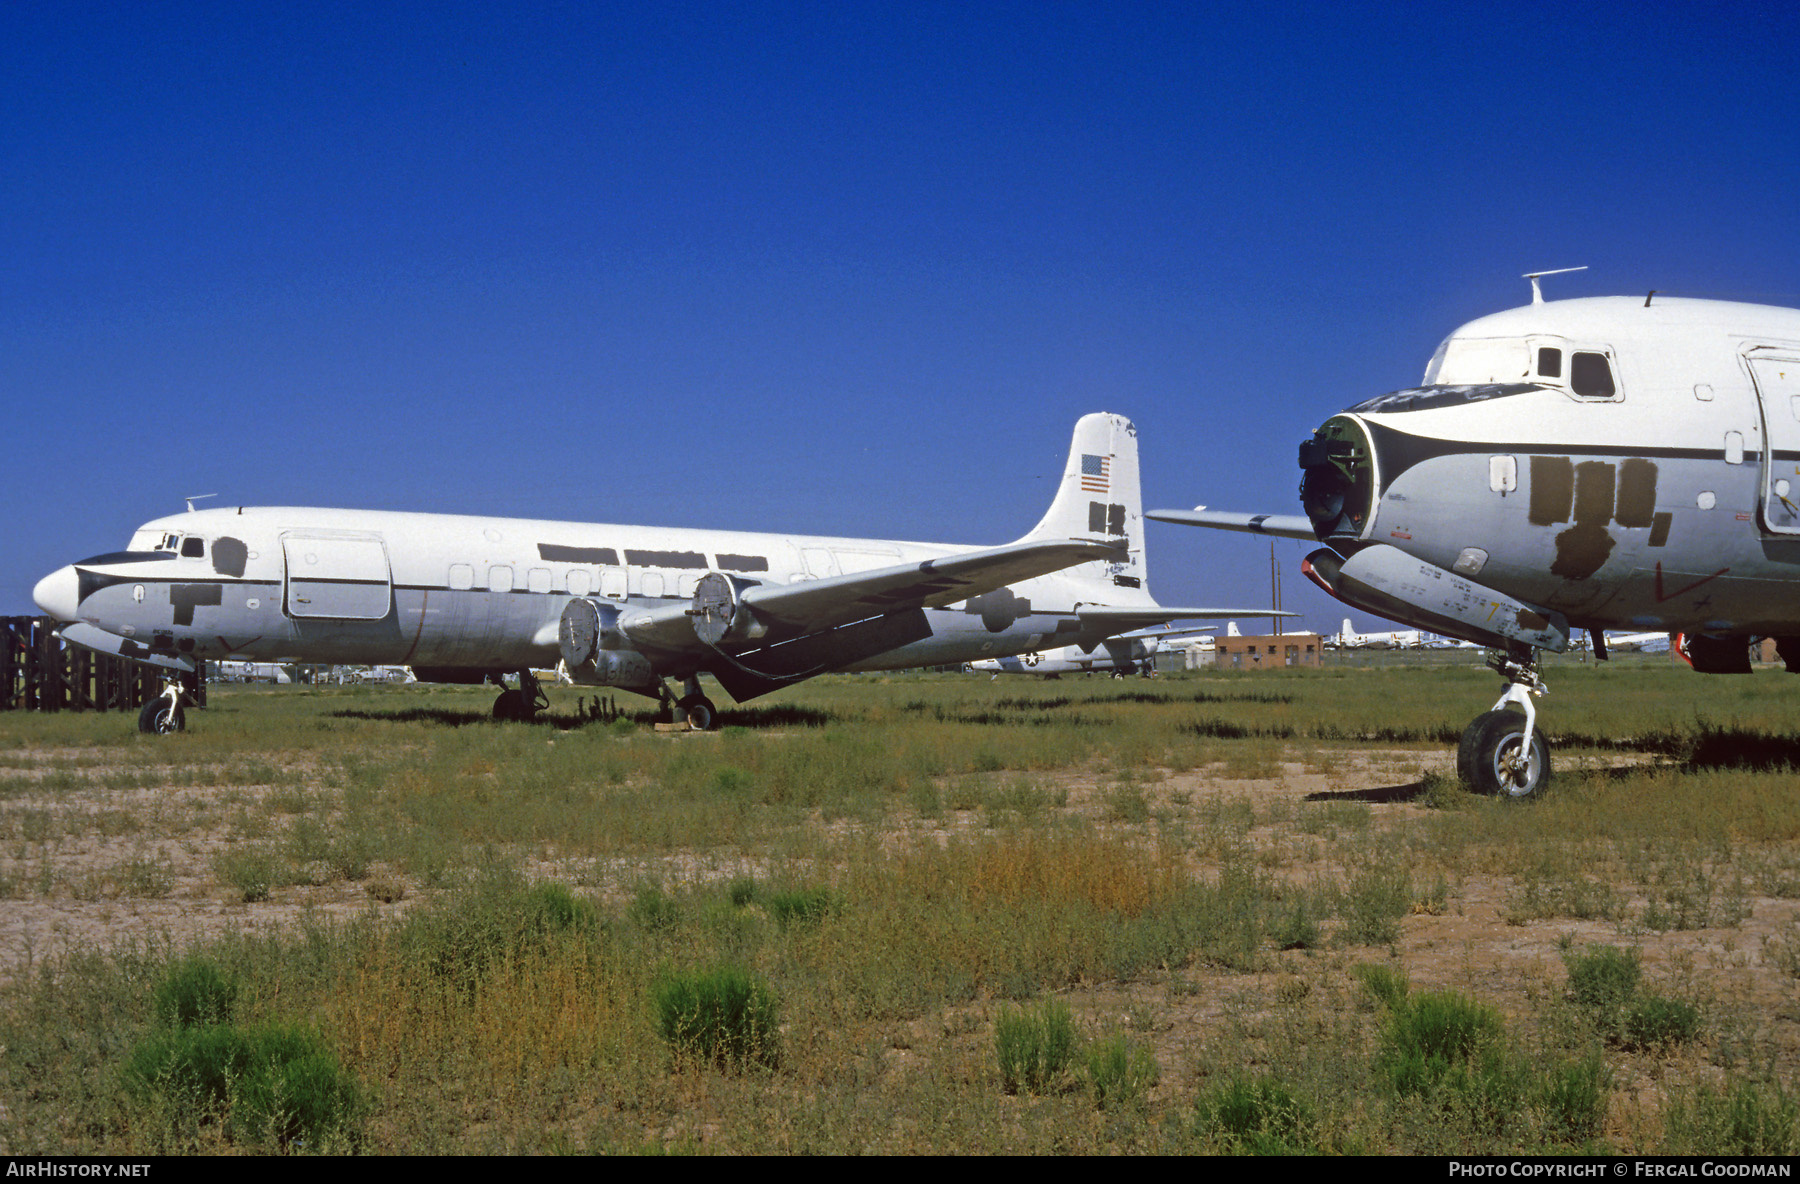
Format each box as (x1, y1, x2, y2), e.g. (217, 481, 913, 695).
(1146, 509, 1317, 541)
(58, 623, 197, 673)
(1077, 606, 1298, 635)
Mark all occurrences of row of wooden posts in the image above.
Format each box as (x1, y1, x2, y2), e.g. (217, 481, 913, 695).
(0, 616, 201, 713)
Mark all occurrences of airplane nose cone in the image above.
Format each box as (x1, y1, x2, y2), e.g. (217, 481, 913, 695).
(32, 566, 81, 622)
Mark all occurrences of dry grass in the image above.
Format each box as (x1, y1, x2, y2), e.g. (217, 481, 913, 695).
(1, 662, 1798, 1153)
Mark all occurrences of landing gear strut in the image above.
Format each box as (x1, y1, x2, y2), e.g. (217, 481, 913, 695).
(1456, 651, 1551, 797)
(491, 669, 550, 722)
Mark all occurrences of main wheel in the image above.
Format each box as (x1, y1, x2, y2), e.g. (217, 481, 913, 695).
(492, 689, 527, 720)
(137, 697, 185, 735)
(1457, 709, 1551, 798)
(681, 695, 718, 732)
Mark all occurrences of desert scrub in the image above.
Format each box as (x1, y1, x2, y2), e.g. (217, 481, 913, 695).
(124, 1021, 367, 1151)
(994, 998, 1078, 1094)
(153, 955, 240, 1028)
(1561, 944, 1703, 1050)
(1193, 1073, 1315, 1154)
(1377, 988, 1507, 1099)
(652, 962, 780, 1070)
(1082, 1029, 1160, 1110)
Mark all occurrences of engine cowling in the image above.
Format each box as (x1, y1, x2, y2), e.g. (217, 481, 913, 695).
(559, 597, 657, 688)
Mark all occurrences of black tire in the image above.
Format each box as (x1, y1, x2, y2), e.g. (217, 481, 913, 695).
(1458, 709, 1551, 798)
(137, 698, 185, 735)
(682, 696, 717, 732)
(492, 689, 527, 721)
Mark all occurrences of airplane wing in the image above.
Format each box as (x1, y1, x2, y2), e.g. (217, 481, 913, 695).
(1145, 509, 1317, 541)
(1077, 606, 1298, 635)
(621, 538, 1122, 655)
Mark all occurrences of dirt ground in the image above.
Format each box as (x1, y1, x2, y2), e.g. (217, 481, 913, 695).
(5, 741, 1797, 1100)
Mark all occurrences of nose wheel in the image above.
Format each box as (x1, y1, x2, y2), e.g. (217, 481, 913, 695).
(1456, 653, 1552, 798)
(137, 680, 192, 734)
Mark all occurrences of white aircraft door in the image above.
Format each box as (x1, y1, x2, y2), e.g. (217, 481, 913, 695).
(283, 536, 393, 619)
(1748, 351, 1800, 535)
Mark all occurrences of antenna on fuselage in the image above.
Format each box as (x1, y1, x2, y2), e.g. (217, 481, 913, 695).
(1523, 266, 1587, 304)
(184, 494, 217, 513)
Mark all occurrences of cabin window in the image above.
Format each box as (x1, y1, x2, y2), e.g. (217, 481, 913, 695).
(448, 563, 474, 590)
(1536, 347, 1562, 378)
(180, 537, 206, 558)
(488, 565, 515, 593)
(526, 567, 552, 594)
(1570, 352, 1616, 398)
(568, 569, 593, 597)
(641, 572, 665, 598)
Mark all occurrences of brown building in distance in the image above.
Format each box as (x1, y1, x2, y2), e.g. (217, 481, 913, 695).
(1213, 632, 1323, 670)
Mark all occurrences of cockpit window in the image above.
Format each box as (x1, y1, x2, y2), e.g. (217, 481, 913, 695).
(1571, 352, 1616, 399)
(180, 537, 206, 559)
(157, 534, 180, 552)
(1536, 347, 1562, 378)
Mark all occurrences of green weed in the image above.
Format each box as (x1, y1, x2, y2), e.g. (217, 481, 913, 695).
(994, 999, 1078, 1095)
(652, 962, 781, 1071)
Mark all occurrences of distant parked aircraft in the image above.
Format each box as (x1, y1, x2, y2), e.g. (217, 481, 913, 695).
(1328, 618, 1424, 649)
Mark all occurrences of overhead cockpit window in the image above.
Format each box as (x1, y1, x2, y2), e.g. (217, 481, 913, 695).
(1571, 352, 1616, 399)
(158, 534, 180, 552)
(181, 537, 206, 558)
(1537, 348, 1562, 378)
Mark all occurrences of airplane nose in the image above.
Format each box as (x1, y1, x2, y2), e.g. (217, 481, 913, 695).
(32, 566, 81, 622)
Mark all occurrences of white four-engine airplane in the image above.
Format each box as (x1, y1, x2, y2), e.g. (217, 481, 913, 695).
(1327, 618, 1424, 649)
(34, 413, 1279, 733)
(1152, 274, 1800, 797)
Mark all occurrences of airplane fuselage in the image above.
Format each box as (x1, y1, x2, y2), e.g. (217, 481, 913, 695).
(1300, 297, 1800, 643)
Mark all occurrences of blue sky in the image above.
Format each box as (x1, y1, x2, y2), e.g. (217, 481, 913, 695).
(6, 2, 1798, 630)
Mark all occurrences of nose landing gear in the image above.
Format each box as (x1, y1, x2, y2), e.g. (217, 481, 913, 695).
(1456, 651, 1551, 797)
(138, 675, 199, 734)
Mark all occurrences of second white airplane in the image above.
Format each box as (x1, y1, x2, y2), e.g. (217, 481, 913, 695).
(35, 413, 1280, 732)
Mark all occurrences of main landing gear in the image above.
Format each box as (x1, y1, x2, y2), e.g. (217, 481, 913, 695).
(491, 669, 550, 722)
(673, 676, 718, 732)
(1456, 651, 1551, 798)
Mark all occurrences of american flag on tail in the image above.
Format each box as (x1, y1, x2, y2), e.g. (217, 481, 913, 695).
(1080, 454, 1110, 493)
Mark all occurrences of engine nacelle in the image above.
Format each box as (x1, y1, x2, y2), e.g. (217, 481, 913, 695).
(1301, 543, 1569, 653)
(559, 597, 657, 688)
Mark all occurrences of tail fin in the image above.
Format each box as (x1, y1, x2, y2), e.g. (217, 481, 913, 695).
(1341, 618, 1355, 640)
(1019, 412, 1152, 601)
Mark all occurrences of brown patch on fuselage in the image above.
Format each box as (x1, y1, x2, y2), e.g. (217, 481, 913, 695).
(1572, 461, 1616, 524)
(1546, 460, 1622, 580)
(1551, 522, 1616, 579)
(1528, 456, 1574, 525)
(1517, 610, 1550, 631)
(1615, 459, 1658, 527)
